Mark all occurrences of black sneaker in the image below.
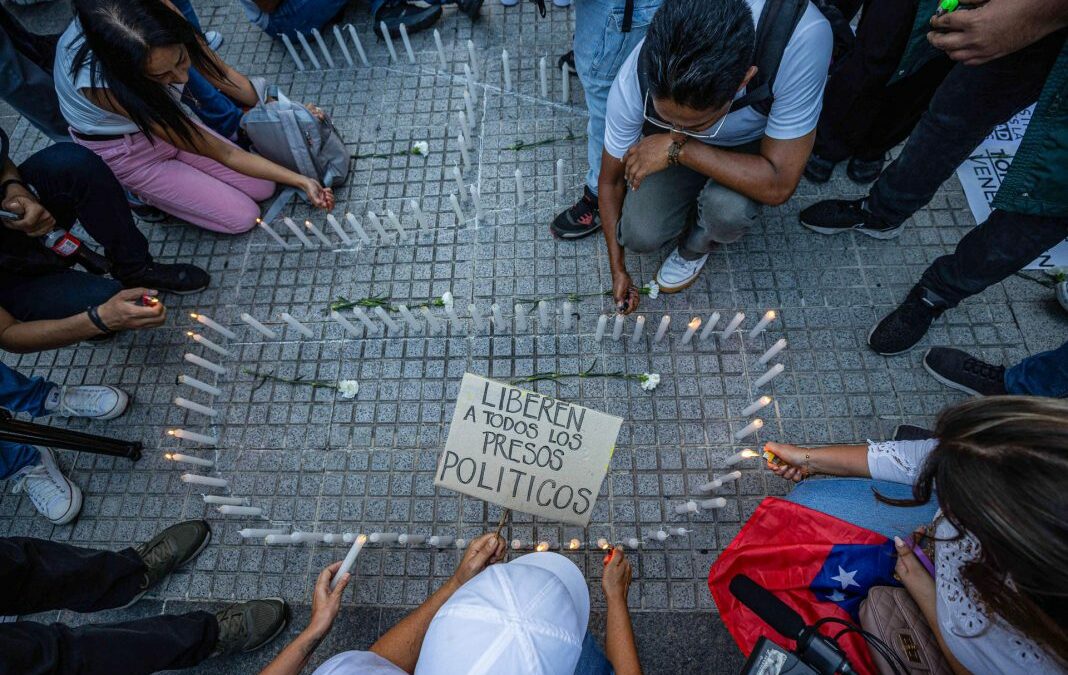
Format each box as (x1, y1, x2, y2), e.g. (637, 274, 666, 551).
(211, 598, 290, 657)
(923, 347, 1007, 396)
(558, 50, 575, 74)
(117, 262, 211, 295)
(130, 520, 211, 604)
(892, 424, 935, 441)
(551, 186, 600, 239)
(867, 286, 945, 356)
(375, 2, 441, 37)
(799, 198, 903, 240)
(847, 156, 885, 183)
(457, 0, 484, 21)
(803, 153, 837, 183)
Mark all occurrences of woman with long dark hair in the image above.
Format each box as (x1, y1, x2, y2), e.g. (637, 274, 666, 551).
(54, 0, 334, 234)
(762, 396, 1068, 673)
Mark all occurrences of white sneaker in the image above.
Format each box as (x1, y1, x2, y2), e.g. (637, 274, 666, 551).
(11, 448, 83, 525)
(655, 248, 710, 293)
(205, 30, 224, 51)
(48, 385, 129, 421)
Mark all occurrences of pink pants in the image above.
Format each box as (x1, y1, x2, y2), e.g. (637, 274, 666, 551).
(72, 129, 276, 234)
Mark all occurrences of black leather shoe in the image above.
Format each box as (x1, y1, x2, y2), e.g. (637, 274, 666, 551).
(799, 198, 902, 240)
(375, 2, 442, 38)
(847, 156, 885, 183)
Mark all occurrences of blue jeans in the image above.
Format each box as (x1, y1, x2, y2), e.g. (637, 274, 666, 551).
(573, 632, 613, 675)
(0, 364, 57, 479)
(0, 6, 68, 142)
(784, 478, 939, 539)
(1005, 341, 1068, 398)
(263, 0, 351, 38)
(574, 0, 662, 195)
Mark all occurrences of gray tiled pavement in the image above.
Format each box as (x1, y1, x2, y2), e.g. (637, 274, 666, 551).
(1, 0, 1065, 672)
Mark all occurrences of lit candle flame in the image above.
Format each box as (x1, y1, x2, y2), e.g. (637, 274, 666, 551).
(164, 453, 174, 460)
(765, 310, 776, 320)
(186, 331, 194, 337)
(597, 538, 610, 550)
(760, 396, 772, 405)
(687, 317, 701, 329)
(741, 448, 758, 459)
(357, 534, 369, 544)
(189, 313, 199, 319)
(753, 419, 764, 429)
(166, 430, 176, 436)
(536, 541, 549, 552)
(568, 538, 581, 550)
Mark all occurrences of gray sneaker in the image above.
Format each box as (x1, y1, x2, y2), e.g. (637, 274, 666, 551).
(212, 598, 290, 657)
(127, 520, 212, 606)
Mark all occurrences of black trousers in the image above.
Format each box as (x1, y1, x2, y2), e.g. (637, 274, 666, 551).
(0, 537, 218, 675)
(813, 0, 954, 162)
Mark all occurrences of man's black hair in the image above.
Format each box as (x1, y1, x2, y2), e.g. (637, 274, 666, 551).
(645, 0, 756, 111)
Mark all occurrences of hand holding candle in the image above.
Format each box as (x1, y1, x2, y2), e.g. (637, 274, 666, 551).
(331, 534, 368, 589)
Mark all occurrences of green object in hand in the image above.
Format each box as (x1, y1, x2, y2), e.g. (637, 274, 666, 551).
(935, 0, 959, 16)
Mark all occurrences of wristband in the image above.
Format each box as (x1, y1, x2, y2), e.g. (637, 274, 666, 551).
(86, 305, 114, 334)
(667, 138, 688, 167)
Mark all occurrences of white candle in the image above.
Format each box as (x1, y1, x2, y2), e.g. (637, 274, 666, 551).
(352, 307, 377, 332)
(748, 310, 777, 338)
(399, 534, 426, 545)
(311, 28, 335, 68)
(450, 193, 465, 225)
(699, 312, 720, 341)
(753, 363, 785, 389)
(717, 470, 743, 485)
(699, 497, 727, 510)
(734, 418, 764, 440)
(203, 495, 246, 505)
(379, 21, 398, 62)
(457, 110, 468, 140)
(369, 532, 399, 544)
(594, 314, 608, 341)
(256, 218, 293, 249)
(535, 541, 551, 552)
(490, 304, 507, 332)
(623, 538, 640, 549)
(674, 500, 698, 515)
(654, 315, 671, 343)
(463, 89, 476, 128)
(168, 429, 218, 445)
(537, 300, 550, 326)
(501, 49, 512, 90)
(164, 452, 213, 467)
(758, 338, 787, 365)
(346, 24, 369, 67)
(467, 303, 486, 332)
(330, 310, 362, 337)
(514, 168, 524, 207)
(681, 317, 702, 345)
(445, 302, 462, 327)
(741, 396, 772, 417)
(180, 473, 227, 488)
(397, 304, 422, 332)
(596, 538, 610, 550)
(296, 32, 321, 69)
(326, 214, 353, 245)
(178, 374, 222, 396)
(345, 212, 371, 244)
(265, 534, 295, 545)
(433, 29, 447, 68)
(282, 217, 315, 247)
(239, 528, 285, 538)
(540, 56, 548, 98)
(555, 158, 565, 197)
(372, 306, 400, 332)
(468, 184, 482, 223)
(366, 211, 389, 239)
(304, 218, 332, 248)
(184, 353, 227, 375)
(667, 527, 689, 536)
(514, 303, 528, 332)
(568, 538, 582, 550)
(190, 312, 237, 340)
(409, 199, 429, 229)
(611, 314, 625, 341)
(451, 165, 465, 196)
(386, 209, 405, 239)
(457, 134, 472, 168)
(466, 39, 479, 79)
(292, 532, 328, 543)
(721, 312, 745, 341)
(174, 397, 218, 418)
(421, 307, 443, 334)
(725, 449, 759, 467)
(561, 301, 573, 330)
(398, 22, 415, 63)
(240, 313, 277, 339)
(561, 62, 569, 102)
(332, 533, 368, 589)
(333, 25, 353, 67)
(219, 504, 263, 516)
(429, 535, 455, 547)
(511, 539, 522, 550)
(281, 312, 315, 338)
(632, 315, 646, 341)
(280, 34, 305, 71)
(187, 331, 230, 357)
(649, 530, 669, 542)
(322, 534, 344, 544)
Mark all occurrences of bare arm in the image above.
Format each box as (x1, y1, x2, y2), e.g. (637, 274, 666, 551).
(676, 132, 815, 206)
(598, 151, 641, 314)
(762, 441, 871, 482)
(260, 563, 350, 675)
(602, 548, 642, 675)
(928, 0, 1068, 65)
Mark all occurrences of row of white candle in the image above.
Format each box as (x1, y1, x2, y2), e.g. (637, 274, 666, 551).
(243, 530, 690, 551)
(280, 24, 369, 72)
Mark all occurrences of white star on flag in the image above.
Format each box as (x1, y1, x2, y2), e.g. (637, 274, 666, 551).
(831, 566, 860, 590)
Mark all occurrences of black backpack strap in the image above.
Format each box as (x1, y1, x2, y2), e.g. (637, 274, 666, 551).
(622, 0, 635, 32)
(730, 0, 808, 116)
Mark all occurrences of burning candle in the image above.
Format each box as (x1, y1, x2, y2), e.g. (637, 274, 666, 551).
(594, 314, 608, 342)
(421, 307, 443, 334)
(556, 158, 565, 197)
(330, 310, 362, 337)
(466, 39, 479, 79)
(753, 363, 785, 389)
(333, 25, 353, 66)
(741, 396, 772, 417)
(725, 449, 759, 467)
(190, 312, 236, 340)
(203, 495, 246, 505)
(537, 300, 549, 326)
(256, 218, 292, 249)
(699, 498, 727, 510)
(433, 29, 447, 68)
(345, 213, 371, 244)
(218, 504, 263, 516)
(280, 34, 305, 71)
(398, 22, 415, 63)
(346, 24, 369, 66)
(568, 538, 581, 550)
(561, 62, 569, 102)
(164, 452, 213, 467)
(352, 307, 377, 332)
(561, 301, 573, 330)
(282, 217, 315, 248)
(514, 168, 524, 206)
(758, 338, 787, 365)
(399, 534, 426, 546)
(632, 315, 646, 341)
(469, 184, 482, 223)
(748, 310, 777, 338)
(681, 317, 702, 345)
(240, 313, 277, 339)
(180, 473, 227, 488)
(612, 314, 625, 341)
(539, 56, 548, 97)
(501, 49, 512, 90)
(311, 28, 335, 68)
(187, 331, 230, 357)
(332, 534, 368, 589)
(409, 198, 429, 230)
(667, 527, 690, 536)
(265, 534, 295, 545)
(734, 418, 764, 440)
(721, 312, 745, 342)
(397, 304, 422, 332)
(184, 353, 227, 376)
(168, 429, 218, 445)
(450, 193, 465, 225)
(429, 535, 454, 547)
(458, 133, 471, 167)
(654, 315, 671, 343)
(596, 538, 610, 550)
(239, 528, 285, 538)
(700, 312, 720, 341)
(372, 306, 400, 332)
(296, 32, 321, 69)
(379, 21, 398, 62)
(304, 219, 331, 249)
(514, 303, 528, 332)
(370, 532, 399, 544)
(174, 397, 218, 418)
(366, 211, 389, 239)
(280, 312, 314, 338)
(326, 214, 353, 245)
(178, 374, 221, 396)
(674, 500, 698, 515)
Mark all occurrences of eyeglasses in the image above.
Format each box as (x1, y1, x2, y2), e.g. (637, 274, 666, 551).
(643, 92, 729, 140)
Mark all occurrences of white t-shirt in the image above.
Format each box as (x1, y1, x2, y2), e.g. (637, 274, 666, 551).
(602, 0, 832, 159)
(313, 651, 404, 675)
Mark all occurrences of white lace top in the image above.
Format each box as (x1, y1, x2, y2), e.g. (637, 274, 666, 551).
(866, 439, 1065, 674)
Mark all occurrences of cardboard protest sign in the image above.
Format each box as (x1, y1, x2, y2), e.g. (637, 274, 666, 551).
(434, 373, 622, 526)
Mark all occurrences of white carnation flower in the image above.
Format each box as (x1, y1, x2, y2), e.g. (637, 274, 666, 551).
(441, 291, 454, 309)
(336, 380, 360, 399)
(639, 373, 660, 391)
(644, 281, 660, 299)
(411, 141, 430, 157)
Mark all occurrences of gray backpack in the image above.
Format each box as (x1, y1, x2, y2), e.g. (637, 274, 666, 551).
(241, 84, 350, 188)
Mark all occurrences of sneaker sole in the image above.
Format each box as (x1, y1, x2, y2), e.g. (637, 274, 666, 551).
(550, 224, 601, 240)
(655, 266, 705, 294)
(51, 482, 83, 526)
(244, 598, 291, 653)
(866, 322, 922, 357)
(122, 526, 213, 609)
(802, 222, 902, 240)
(922, 351, 984, 397)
